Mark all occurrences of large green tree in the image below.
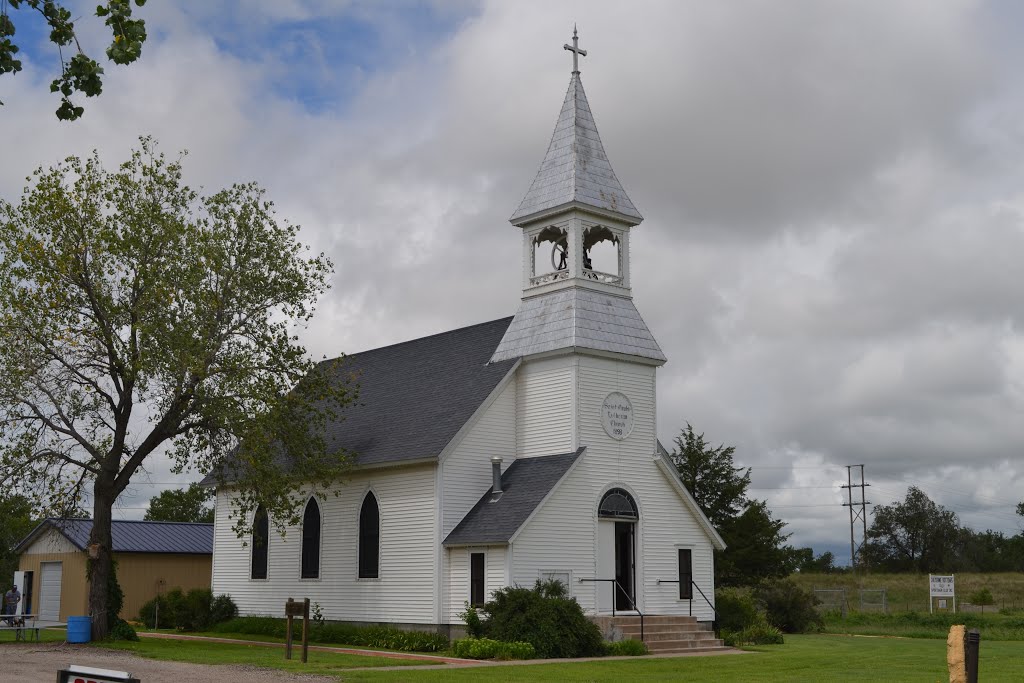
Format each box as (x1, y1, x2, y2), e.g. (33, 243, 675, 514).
(0, 138, 356, 638)
(0, 492, 36, 584)
(144, 483, 214, 524)
(671, 423, 797, 586)
(863, 486, 960, 573)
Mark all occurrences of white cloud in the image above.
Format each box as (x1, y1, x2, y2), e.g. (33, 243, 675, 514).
(2, 0, 1022, 550)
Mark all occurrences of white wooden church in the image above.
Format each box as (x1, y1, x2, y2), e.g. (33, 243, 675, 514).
(205, 31, 724, 640)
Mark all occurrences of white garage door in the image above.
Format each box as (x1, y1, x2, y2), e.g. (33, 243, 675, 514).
(38, 562, 62, 621)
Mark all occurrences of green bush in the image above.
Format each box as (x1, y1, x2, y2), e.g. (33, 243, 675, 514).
(716, 587, 761, 631)
(722, 619, 784, 646)
(969, 588, 995, 612)
(458, 602, 485, 638)
(209, 617, 449, 652)
(451, 637, 535, 660)
(210, 594, 238, 624)
(754, 578, 823, 633)
(604, 638, 649, 656)
(139, 589, 237, 631)
(108, 619, 139, 642)
(472, 579, 605, 658)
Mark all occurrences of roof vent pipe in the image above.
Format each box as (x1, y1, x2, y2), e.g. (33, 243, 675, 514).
(491, 457, 503, 494)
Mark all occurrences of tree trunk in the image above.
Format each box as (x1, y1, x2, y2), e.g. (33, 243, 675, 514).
(88, 483, 115, 640)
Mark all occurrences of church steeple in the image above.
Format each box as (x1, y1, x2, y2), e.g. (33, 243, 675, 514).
(509, 30, 641, 225)
(491, 29, 665, 365)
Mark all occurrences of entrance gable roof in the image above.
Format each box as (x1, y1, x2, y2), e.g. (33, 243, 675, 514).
(443, 448, 584, 546)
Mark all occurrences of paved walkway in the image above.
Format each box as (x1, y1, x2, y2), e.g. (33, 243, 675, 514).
(139, 631, 747, 671)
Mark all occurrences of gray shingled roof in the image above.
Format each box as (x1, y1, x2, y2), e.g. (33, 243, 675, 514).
(16, 519, 213, 554)
(322, 318, 518, 466)
(490, 288, 666, 363)
(443, 448, 583, 546)
(510, 73, 641, 224)
(201, 318, 519, 484)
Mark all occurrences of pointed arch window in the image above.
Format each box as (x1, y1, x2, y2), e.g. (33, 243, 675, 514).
(251, 506, 269, 580)
(598, 488, 638, 520)
(301, 498, 321, 579)
(358, 492, 380, 579)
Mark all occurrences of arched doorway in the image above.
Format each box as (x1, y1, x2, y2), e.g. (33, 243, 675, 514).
(598, 488, 638, 612)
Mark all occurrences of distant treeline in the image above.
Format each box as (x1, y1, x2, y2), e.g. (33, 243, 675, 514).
(797, 486, 1024, 574)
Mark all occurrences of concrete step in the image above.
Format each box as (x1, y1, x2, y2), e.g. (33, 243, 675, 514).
(648, 645, 732, 655)
(606, 615, 699, 624)
(645, 638, 725, 652)
(621, 627, 706, 641)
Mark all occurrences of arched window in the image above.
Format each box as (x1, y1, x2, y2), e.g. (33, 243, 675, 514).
(358, 492, 380, 578)
(301, 498, 321, 579)
(251, 505, 269, 579)
(598, 488, 638, 520)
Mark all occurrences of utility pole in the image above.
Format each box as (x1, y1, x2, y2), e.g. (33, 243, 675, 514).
(841, 464, 870, 573)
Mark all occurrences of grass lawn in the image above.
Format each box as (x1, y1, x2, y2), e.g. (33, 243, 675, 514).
(98, 636, 432, 672)
(0, 627, 67, 643)
(12, 629, 1023, 681)
(340, 635, 1024, 683)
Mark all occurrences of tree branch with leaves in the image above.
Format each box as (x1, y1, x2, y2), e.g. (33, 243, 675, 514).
(0, 137, 357, 638)
(0, 0, 147, 119)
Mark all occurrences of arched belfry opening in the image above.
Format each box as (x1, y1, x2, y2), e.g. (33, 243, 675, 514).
(583, 224, 622, 283)
(531, 225, 569, 284)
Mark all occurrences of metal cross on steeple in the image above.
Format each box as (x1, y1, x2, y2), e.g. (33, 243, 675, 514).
(564, 25, 587, 74)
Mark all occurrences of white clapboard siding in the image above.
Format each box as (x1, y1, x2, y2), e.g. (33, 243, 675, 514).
(440, 380, 516, 537)
(22, 528, 79, 554)
(517, 356, 574, 457)
(445, 546, 507, 622)
(212, 463, 438, 624)
(511, 356, 717, 620)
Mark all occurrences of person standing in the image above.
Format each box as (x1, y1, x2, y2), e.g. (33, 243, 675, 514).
(3, 584, 20, 625)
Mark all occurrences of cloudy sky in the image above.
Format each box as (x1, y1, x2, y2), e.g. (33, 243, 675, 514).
(2, 0, 1022, 559)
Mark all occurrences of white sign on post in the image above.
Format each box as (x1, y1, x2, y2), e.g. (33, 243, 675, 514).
(929, 574, 956, 614)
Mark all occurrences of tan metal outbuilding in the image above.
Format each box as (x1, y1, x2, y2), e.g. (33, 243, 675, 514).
(15, 519, 212, 622)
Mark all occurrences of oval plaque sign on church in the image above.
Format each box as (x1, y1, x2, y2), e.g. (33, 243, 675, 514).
(601, 392, 634, 440)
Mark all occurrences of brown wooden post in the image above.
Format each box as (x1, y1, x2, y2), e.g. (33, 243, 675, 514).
(285, 597, 294, 660)
(301, 598, 310, 663)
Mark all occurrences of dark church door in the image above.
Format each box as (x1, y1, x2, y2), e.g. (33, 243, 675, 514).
(614, 521, 635, 611)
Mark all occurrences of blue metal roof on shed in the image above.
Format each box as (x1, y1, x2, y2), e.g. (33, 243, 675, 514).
(16, 519, 213, 555)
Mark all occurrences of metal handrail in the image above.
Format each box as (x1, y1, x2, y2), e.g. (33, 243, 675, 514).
(579, 577, 644, 641)
(656, 578, 719, 635)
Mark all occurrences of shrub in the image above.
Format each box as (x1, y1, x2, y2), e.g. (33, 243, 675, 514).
(458, 602, 485, 638)
(722, 620, 784, 646)
(969, 588, 995, 612)
(108, 619, 139, 642)
(604, 638, 649, 656)
(451, 637, 535, 660)
(209, 617, 449, 652)
(716, 587, 760, 631)
(139, 589, 236, 631)
(754, 578, 823, 633)
(210, 594, 238, 624)
(473, 579, 605, 658)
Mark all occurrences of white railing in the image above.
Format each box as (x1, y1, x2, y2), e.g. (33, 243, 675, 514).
(529, 269, 622, 286)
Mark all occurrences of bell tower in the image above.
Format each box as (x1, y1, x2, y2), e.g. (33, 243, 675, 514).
(491, 28, 665, 365)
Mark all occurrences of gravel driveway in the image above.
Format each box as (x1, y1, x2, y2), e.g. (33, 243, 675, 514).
(3, 642, 336, 683)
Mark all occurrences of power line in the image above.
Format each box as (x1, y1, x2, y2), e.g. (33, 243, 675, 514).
(841, 464, 870, 573)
